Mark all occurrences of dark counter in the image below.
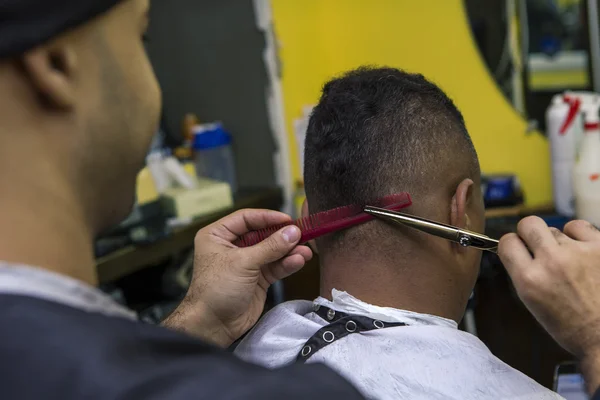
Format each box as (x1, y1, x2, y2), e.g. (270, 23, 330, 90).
(96, 187, 283, 284)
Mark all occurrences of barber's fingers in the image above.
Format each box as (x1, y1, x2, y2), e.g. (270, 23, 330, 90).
(498, 232, 533, 277)
(287, 245, 313, 260)
(549, 227, 572, 245)
(261, 245, 313, 285)
(516, 216, 557, 255)
(241, 225, 302, 267)
(563, 220, 600, 242)
(205, 209, 292, 243)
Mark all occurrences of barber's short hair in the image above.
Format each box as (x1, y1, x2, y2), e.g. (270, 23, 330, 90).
(304, 66, 479, 216)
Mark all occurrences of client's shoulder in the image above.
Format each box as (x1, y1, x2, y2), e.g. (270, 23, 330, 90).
(234, 300, 324, 368)
(308, 328, 557, 399)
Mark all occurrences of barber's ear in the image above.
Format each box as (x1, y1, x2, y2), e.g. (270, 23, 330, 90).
(301, 199, 318, 254)
(451, 178, 475, 233)
(20, 42, 78, 110)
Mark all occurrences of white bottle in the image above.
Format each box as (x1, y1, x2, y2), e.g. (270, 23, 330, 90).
(546, 94, 583, 216)
(573, 95, 600, 227)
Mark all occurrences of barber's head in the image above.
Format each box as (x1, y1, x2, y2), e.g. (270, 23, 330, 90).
(0, 0, 160, 233)
(304, 67, 484, 290)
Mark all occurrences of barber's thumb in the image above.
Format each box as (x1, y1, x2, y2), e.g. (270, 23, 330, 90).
(244, 225, 301, 266)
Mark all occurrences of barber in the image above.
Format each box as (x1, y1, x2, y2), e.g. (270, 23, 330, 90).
(0, 0, 362, 398)
(498, 217, 600, 399)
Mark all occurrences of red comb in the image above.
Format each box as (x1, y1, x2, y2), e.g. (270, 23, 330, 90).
(234, 192, 412, 247)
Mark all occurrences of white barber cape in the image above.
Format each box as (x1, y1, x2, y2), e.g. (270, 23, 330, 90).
(235, 290, 563, 400)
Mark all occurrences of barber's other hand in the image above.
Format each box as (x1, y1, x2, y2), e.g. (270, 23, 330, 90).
(498, 217, 600, 391)
(163, 209, 312, 347)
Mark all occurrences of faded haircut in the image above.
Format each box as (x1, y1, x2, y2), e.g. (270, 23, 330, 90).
(304, 66, 480, 218)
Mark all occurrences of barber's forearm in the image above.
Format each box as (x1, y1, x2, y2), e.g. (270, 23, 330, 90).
(162, 300, 234, 348)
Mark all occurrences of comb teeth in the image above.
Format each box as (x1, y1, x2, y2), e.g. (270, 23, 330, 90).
(234, 192, 412, 248)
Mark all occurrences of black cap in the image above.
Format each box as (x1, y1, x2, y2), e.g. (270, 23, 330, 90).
(0, 0, 123, 58)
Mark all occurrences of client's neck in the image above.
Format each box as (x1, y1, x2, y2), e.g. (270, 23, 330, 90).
(319, 249, 471, 323)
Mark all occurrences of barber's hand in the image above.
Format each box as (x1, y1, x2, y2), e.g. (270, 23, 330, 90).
(163, 209, 312, 348)
(498, 217, 600, 392)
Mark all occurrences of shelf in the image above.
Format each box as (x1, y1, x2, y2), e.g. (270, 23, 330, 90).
(485, 204, 555, 219)
(96, 187, 283, 284)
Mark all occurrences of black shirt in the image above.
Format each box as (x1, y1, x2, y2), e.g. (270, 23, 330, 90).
(0, 295, 364, 399)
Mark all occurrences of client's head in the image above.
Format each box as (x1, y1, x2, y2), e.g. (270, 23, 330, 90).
(304, 67, 484, 319)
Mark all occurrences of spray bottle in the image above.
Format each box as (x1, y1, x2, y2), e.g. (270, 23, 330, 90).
(573, 94, 600, 226)
(546, 93, 583, 216)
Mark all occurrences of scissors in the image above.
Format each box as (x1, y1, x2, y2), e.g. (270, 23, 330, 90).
(363, 206, 499, 253)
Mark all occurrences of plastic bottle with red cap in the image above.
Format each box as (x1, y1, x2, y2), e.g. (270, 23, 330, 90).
(546, 93, 583, 216)
(572, 94, 600, 226)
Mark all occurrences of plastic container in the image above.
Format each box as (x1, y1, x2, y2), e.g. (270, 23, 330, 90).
(193, 123, 237, 193)
(573, 95, 600, 227)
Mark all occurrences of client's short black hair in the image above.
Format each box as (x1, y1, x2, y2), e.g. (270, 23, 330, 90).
(304, 66, 479, 217)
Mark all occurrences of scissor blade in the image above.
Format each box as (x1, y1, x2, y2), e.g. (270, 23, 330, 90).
(364, 206, 460, 242)
(364, 206, 499, 253)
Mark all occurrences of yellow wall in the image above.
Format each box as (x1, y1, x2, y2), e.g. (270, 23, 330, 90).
(272, 0, 552, 207)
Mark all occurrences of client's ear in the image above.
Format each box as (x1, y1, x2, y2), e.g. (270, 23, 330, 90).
(301, 199, 319, 254)
(450, 178, 475, 231)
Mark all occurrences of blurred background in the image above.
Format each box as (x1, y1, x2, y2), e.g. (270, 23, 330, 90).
(94, 0, 600, 395)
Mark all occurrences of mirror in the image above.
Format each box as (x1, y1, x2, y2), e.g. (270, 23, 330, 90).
(465, 0, 600, 132)
(526, 0, 589, 92)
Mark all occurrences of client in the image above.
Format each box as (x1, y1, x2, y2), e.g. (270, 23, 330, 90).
(235, 67, 560, 400)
